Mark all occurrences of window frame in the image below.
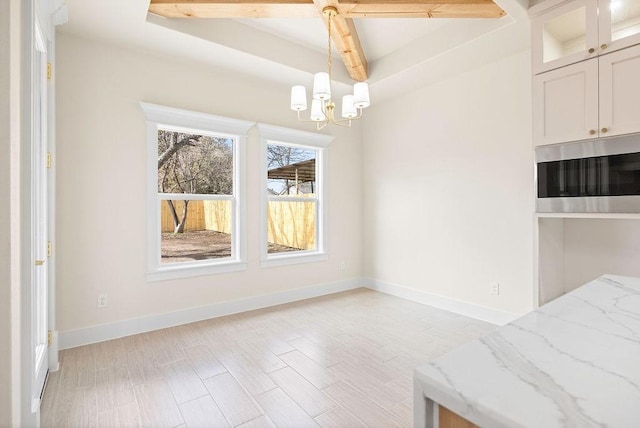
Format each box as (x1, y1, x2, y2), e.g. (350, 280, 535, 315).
(141, 102, 254, 281)
(257, 124, 334, 268)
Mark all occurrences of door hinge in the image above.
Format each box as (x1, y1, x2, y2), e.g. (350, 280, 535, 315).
(47, 242, 52, 257)
(46, 152, 51, 168)
(47, 63, 52, 80)
(47, 331, 52, 346)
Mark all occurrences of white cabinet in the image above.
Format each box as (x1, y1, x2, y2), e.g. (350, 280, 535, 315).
(599, 44, 640, 137)
(532, 0, 640, 74)
(533, 36, 640, 146)
(534, 43, 640, 145)
(533, 59, 598, 145)
(532, 0, 598, 74)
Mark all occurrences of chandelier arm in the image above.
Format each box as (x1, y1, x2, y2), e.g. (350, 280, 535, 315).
(329, 119, 352, 128)
(330, 107, 363, 125)
(297, 109, 329, 124)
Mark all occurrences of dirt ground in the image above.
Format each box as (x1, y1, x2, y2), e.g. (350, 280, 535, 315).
(161, 230, 297, 263)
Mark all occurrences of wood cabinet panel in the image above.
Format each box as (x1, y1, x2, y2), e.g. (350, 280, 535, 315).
(439, 406, 478, 428)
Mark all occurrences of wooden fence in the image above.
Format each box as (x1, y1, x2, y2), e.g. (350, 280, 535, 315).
(161, 200, 232, 234)
(161, 198, 316, 250)
(267, 200, 315, 250)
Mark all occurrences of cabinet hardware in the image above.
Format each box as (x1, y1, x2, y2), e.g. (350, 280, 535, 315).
(35, 260, 45, 266)
(601, 44, 608, 50)
(588, 47, 595, 53)
(601, 127, 608, 133)
(589, 130, 596, 135)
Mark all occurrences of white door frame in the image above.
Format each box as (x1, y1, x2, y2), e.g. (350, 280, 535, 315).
(29, 3, 49, 416)
(19, 0, 65, 424)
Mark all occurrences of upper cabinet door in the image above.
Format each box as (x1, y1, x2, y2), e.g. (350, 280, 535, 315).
(532, 0, 599, 74)
(533, 59, 599, 146)
(599, 43, 640, 137)
(599, 0, 640, 54)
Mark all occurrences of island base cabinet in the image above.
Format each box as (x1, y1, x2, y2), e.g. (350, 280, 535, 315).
(439, 406, 478, 428)
(414, 381, 479, 428)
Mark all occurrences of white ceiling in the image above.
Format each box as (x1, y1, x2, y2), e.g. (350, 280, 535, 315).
(58, 0, 531, 102)
(235, 18, 453, 62)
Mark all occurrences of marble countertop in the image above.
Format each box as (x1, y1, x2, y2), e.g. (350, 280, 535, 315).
(414, 275, 640, 428)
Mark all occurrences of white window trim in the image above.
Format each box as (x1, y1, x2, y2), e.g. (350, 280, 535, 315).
(257, 124, 334, 268)
(141, 102, 254, 281)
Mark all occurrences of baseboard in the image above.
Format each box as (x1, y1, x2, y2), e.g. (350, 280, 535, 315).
(58, 278, 365, 350)
(365, 278, 521, 326)
(48, 330, 60, 372)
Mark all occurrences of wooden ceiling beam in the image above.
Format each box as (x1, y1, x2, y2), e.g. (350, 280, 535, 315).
(337, 0, 505, 18)
(148, 0, 318, 18)
(149, 0, 505, 19)
(312, 0, 368, 81)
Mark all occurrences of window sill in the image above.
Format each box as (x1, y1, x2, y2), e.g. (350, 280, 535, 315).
(260, 252, 328, 269)
(147, 260, 247, 282)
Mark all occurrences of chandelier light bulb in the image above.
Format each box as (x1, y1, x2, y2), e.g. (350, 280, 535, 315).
(353, 82, 370, 109)
(313, 72, 331, 100)
(342, 95, 357, 119)
(290, 86, 308, 111)
(310, 99, 326, 121)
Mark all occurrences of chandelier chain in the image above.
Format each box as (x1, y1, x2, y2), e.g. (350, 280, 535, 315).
(327, 12, 332, 93)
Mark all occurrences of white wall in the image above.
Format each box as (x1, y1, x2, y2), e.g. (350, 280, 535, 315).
(55, 34, 363, 335)
(564, 219, 640, 292)
(0, 0, 13, 423)
(1, 0, 23, 425)
(363, 49, 534, 315)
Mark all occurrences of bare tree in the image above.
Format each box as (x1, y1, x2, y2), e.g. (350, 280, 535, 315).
(158, 130, 233, 233)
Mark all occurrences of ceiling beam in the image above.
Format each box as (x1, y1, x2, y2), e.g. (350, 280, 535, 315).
(312, 0, 368, 81)
(149, 0, 505, 19)
(337, 0, 505, 18)
(148, 0, 319, 18)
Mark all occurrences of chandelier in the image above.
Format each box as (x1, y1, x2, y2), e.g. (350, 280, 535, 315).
(290, 6, 370, 130)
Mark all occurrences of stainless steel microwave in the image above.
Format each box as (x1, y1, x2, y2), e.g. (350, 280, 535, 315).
(535, 135, 640, 213)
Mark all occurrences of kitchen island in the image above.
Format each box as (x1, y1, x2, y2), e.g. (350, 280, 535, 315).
(414, 275, 640, 428)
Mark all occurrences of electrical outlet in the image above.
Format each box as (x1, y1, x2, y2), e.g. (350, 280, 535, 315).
(97, 293, 108, 308)
(490, 282, 500, 296)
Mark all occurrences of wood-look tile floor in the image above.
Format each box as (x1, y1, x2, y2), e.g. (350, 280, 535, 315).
(41, 288, 496, 428)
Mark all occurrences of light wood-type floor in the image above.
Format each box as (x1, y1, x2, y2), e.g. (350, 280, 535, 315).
(41, 288, 496, 428)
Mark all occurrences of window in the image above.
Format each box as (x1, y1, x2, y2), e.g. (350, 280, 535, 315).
(141, 103, 254, 281)
(257, 124, 334, 267)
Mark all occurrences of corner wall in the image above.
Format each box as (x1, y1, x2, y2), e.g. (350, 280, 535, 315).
(0, 0, 14, 423)
(1, 0, 23, 425)
(55, 34, 363, 339)
(363, 48, 534, 315)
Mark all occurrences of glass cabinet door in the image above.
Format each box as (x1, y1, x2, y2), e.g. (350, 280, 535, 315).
(532, 0, 599, 74)
(599, 0, 640, 53)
